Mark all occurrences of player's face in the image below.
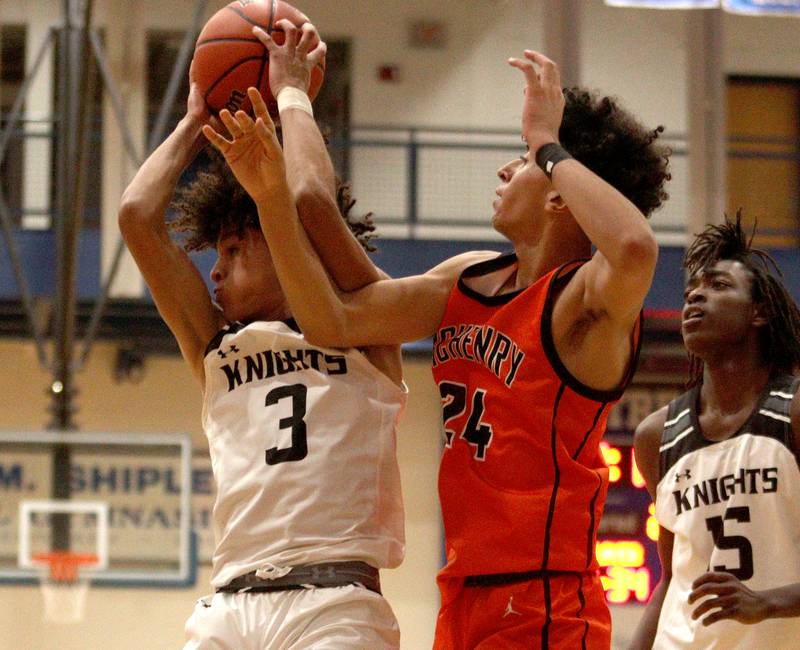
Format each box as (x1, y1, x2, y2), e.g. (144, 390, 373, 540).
(210, 228, 288, 323)
(492, 149, 550, 238)
(681, 259, 760, 354)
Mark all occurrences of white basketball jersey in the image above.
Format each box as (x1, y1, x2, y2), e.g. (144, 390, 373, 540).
(654, 375, 800, 649)
(201, 320, 406, 588)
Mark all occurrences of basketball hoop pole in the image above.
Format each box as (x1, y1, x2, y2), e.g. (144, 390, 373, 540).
(0, 0, 212, 392)
(50, 0, 95, 433)
(46, 0, 96, 553)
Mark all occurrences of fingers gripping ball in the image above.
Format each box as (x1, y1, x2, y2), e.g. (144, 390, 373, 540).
(190, 0, 325, 115)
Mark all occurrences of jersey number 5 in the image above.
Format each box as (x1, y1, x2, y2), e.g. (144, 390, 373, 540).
(704, 505, 754, 580)
(438, 381, 493, 460)
(265, 384, 308, 465)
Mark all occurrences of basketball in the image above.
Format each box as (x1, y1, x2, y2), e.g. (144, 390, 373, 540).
(190, 0, 325, 115)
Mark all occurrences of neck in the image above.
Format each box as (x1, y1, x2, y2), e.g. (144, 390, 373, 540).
(511, 229, 590, 290)
(699, 350, 772, 415)
(242, 303, 292, 325)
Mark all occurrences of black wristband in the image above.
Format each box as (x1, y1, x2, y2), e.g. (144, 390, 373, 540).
(534, 143, 573, 180)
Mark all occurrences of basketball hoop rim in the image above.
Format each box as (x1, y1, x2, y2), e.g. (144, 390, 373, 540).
(31, 551, 101, 583)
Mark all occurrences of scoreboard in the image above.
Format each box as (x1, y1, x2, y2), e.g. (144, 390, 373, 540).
(597, 384, 682, 604)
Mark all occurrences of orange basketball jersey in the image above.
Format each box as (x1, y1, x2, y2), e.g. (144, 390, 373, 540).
(432, 254, 640, 579)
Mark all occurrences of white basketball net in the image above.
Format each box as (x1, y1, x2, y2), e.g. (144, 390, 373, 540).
(39, 577, 91, 624)
(34, 554, 97, 624)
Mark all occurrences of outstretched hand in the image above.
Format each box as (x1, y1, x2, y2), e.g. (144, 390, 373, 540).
(689, 571, 772, 626)
(253, 20, 327, 98)
(185, 82, 224, 157)
(202, 87, 287, 204)
(507, 50, 564, 152)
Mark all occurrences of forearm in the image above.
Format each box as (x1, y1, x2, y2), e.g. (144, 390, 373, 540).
(760, 583, 800, 619)
(256, 188, 352, 343)
(119, 115, 205, 223)
(629, 578, 669, 650)
(256, 188, 449, 347)
(281, 107, 335, 197)
(549, 158, 657, 271)
(280, 107, 381, 291)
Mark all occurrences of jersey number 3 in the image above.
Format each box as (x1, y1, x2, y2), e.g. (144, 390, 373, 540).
(439, 381, 493, 460)
(265, 384, 308, 465)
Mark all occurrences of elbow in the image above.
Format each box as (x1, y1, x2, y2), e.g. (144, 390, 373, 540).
(294, 181, 337, 219)
(300, 323, 350, 350)
(296, 308, 358, 350)
(619, 229, 658, 275)
(117, 192, 157, 244)
(117, 196, 139, 239)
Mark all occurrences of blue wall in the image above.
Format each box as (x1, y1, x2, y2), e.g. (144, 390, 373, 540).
(3, 228, 799, 314)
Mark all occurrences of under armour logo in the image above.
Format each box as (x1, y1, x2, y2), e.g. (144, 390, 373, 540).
(502, 596, 522, 618)
(675, 468, 691, 482)
(217, 345, 240, 359)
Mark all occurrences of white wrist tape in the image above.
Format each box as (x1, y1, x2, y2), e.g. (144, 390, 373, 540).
(276, 87, 313, 117)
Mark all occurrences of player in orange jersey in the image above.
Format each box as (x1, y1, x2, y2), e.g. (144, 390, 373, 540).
(206, 45, 670, 648)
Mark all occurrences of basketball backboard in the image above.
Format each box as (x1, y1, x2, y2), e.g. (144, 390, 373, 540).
(0, 431, 195, 586)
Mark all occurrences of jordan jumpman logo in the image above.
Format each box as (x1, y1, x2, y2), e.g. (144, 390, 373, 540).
(503, 596, 522, 618)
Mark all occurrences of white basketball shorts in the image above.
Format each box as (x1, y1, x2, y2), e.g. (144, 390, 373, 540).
(183, 584, 400, 649)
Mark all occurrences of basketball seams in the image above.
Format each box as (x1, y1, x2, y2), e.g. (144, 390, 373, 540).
(196, 37, 263, 47)
(194, 1, 324, 111)
(224, 5, 264, 29)
(203, 57, 267, 101)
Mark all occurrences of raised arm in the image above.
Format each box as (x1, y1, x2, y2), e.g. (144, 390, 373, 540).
(509, 51, 658, 327)
(203, 89, 493, 349)
(255, 21, 383, 293)
(118, 85, 223, 385)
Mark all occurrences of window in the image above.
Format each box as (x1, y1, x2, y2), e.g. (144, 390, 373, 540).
(146, 30, 191, 140)
(727, 77, 800, 247)
(0, 25, 26, 223)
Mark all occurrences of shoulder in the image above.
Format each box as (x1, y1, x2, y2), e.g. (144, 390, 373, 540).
(634, 406, 668, 454)
(405, 250, 502, 303)
(633, 405, 669, 495)
(789, 377, 800, 447)
(428, 250, 501, 279)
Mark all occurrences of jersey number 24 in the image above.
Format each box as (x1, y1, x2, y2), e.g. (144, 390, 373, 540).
(439, 381, 493, 461)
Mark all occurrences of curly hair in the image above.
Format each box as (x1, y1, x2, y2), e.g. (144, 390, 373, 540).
(559, 88, 671, 217)
(169, 149, 376, 252)
(683, 209, 800, 385)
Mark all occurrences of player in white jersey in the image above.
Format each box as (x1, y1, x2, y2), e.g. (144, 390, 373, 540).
(119, 23, 405, 649)
(630, 213, 800, 649)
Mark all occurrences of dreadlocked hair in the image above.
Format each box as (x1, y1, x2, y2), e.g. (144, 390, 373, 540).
(559, 88, 671, 217)
(169, 148, 377, 252)
(683, 209, 800, 386)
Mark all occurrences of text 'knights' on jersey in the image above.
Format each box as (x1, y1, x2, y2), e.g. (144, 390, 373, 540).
(202, 319, 407, 588)
(432, 254, 642, 578)
(654, 375, 800, 650)
(218, 345, 348, 392)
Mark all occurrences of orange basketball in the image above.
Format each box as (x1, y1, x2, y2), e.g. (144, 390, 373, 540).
(190, 0, 325, 115)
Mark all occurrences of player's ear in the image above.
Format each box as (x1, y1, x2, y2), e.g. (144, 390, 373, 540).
(751, 302, 768, 328)
(545, 191, 569, 216)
